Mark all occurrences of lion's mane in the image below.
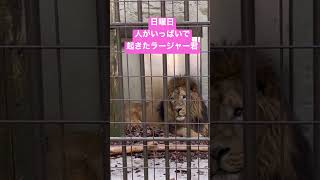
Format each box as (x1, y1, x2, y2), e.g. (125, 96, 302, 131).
(211, 44, 312, 180)
(158, 76, 209, 136)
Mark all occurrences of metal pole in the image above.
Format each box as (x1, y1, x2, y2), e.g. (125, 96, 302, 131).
(184, 1, 192, 180)
(53, 1, 66, 179)
(279, 0, 285, 179)
(96, 0, 109, 179)
(288, 0, 294, 121)
(241, 0, 256, 179)
(137, 1, 148, 179)
(313, 0, 320, 179)
(160, 1, 170, 179)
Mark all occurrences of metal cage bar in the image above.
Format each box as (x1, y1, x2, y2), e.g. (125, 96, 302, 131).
(183, 1, 192, 179)
(136, 1, 149, 179)
(288, 0, 294, 121)
(208, 0, 213, 178)
(3, 0, 320, 179)
(279, 0, 285, 179)
(3, 45, 320, 49)
(53, 1, 66, 180)
(3, 120, 320, 124)
(314, 0, 320, 179)
(114, 0, 129, 179)
(241, 0, 256, 180)
(160, 1, 171, 180)
(96, 0, 110, 179)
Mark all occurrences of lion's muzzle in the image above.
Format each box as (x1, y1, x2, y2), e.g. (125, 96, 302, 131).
(175, 106, 186, 121)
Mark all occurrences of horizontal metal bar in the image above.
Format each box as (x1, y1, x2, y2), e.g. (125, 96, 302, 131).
(110, 137, 209, 141)
(110, 0, 208, 2)
(110, 50, 211, 53)
(110, 75, 210, 78)
(110, 122, 209, 125)
(3, 45, 320, 49)
(111, 21, 210, 27)
(109, 99, 209, 101)
(0, 120, 319, 124)
(111, 144, 209, 147)
(0, 45, 111, 49)
(111, 167, 210, 170)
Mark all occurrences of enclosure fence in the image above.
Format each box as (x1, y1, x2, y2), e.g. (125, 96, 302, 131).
(0, 0, 320, 180)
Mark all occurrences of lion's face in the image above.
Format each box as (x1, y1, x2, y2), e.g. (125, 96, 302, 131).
(169, 87, 187, 121)
(209, 47, 312, 180)
(211, 79, 245, 176)
(160, 77, 208, 137)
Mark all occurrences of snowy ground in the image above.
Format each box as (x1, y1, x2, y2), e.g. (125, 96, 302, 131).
(111, 156, 208, 180)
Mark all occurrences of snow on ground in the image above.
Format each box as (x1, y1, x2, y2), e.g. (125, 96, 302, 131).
(111, 156, 208, 180)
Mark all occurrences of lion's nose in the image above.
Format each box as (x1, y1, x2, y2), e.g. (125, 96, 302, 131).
(212, 146, 230, 160)
(176, 107, 182, 112)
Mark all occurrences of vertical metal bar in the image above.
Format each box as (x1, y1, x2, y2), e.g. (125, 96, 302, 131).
(174, 43, 178, 180)
(161, 1, 170, 180)
(279, 0, 285, 180)
(1, 49, 12, 180)
(150, 54, 156, 180)
(53, 1, 66, 180)
(208, 0, 214, 179)
(146, 3, 155, 180)
(313, 0, 320, 179)
(126, 48, 134, 180)
(184, 1, 192, 180)
(288, 6, 294, 180)
(289, 0, 294, 120)
(114, 0, 128, 179)
(137, 1, 148, 180)
(24, 0, 46, 179)
(140, 48, 148, 180)
(119, 34, 127, 180)
(170, 2, 178, 180)
(0, 48, 7, 120)
(196, 1, 200, 179)
(114, 0, 120, 22)
(241, 0, 256, 180)
(9, 127, 16, 180)
(123, 2, 134, 178)
(96, 0, 109, 179)
(54, 0, 64, 120)
(279, 0, 284, 117)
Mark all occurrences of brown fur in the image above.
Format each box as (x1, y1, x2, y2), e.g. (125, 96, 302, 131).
(159, 76, 209, 137)
(210, 46, 312, 180)
(124, 101, 161, 127)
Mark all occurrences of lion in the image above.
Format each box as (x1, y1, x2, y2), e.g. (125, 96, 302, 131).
(158, 76, 209, 137)
(210, 46, 312, 180)
(123, 76, 209, 137)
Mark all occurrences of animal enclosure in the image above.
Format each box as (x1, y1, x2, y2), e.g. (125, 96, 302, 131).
(110, 0, 210, 179)
(1, 0, 320, 180)
(109, 0, 320, 180)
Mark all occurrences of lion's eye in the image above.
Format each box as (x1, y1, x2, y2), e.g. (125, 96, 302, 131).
(234, 107, 243, 117)
(182, 95, 186, 99)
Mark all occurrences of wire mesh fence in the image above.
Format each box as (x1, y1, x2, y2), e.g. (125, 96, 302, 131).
(109, 0, 209, 180)
(1, 0, 320, 180)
